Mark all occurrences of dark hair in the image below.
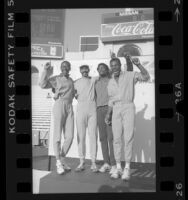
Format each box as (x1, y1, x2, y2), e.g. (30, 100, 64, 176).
(61, 61, 71, 71)
(79, 65, 89, 70)
(97, 63, 109, 71)
(110, 57, 121, 66)
(52, 88, 55, 93)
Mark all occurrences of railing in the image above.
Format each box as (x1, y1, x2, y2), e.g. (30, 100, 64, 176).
(32, 86, 53, 145)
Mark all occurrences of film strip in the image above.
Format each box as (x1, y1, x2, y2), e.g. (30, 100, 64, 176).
(5, 0, 185, 199)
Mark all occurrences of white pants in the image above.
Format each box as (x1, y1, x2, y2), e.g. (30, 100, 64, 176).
(76, 101, 97, 162)
(112, 103, 135, 163)
(52, 99, 74, 158)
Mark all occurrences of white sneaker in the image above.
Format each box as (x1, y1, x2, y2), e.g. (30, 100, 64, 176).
(121, 168, 131, 181)
(75, 163, 85, 172)
(99, 163, 111, 173)
(56, 160, 65, 175)
(109, 165, 116, 175)
(110, 168, 122, 179)
(91, 163, 99, 173)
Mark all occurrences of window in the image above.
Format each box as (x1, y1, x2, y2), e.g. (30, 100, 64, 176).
(80, 36, 99, 52)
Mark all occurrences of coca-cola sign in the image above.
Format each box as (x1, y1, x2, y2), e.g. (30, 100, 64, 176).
(101, 20, 154, 42)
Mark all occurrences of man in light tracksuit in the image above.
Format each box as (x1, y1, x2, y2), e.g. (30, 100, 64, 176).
(105, 57, 150, 180)
(74, 65, 99, 172)
(39, 61, 75, 175)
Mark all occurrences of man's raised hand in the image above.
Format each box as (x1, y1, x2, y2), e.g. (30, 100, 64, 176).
(132, 57, 141, 66)
(44, 62, 52, 70)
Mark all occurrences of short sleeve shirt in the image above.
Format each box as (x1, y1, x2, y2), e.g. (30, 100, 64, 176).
(95, 77, 110, 107)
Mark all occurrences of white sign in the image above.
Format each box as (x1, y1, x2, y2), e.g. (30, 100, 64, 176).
(101, 20, 154, 41)
(119, 8, 139, 16)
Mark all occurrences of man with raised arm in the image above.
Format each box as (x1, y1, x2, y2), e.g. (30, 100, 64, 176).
(95, 53, 135, 175)
(105, 56, 150, 180)
(39, 61, 75, 175)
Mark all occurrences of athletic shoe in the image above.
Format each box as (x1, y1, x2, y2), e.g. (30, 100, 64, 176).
(91, 163, 99, 172)
(121, 168, 131, 181)
(56, 160, 65, 175)
(75, 163, 85, 172)
(109, 165, 116, 175)
(99, 163, 111, 173)
(62, 163, 71, 171)
(110, 168, 122, 179)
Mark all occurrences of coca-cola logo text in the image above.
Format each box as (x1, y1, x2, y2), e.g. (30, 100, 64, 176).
(103, 21, 154, 37)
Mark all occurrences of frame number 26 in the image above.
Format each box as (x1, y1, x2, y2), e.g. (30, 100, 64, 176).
(176, 182, 183, 200)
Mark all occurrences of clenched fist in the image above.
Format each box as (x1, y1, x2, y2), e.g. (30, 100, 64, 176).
(132, 57, 141, 66)
(43, 62, 53, 77)
(111, 52, 116, 59)
(44, 62, 52, 70)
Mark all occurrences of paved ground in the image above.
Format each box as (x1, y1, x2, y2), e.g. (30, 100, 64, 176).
(33, 146, 156, 193)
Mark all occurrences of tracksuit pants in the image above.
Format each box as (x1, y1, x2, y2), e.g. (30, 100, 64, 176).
(97, 106, 116, 166)
(76, 101, 97, 162)
(112, 102, 135, 163)
(52, 98, 74, 158)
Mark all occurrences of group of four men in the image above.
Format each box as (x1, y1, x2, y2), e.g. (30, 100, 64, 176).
(39, 53, 150, 181)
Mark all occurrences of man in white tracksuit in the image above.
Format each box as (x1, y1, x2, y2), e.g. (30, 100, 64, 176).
(39, 61, 75, 175)
(74, 65, 98, 172)
(105, 57, 150, 180)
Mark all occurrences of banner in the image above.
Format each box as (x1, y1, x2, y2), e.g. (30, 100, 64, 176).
(101, 20, 154, 42)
